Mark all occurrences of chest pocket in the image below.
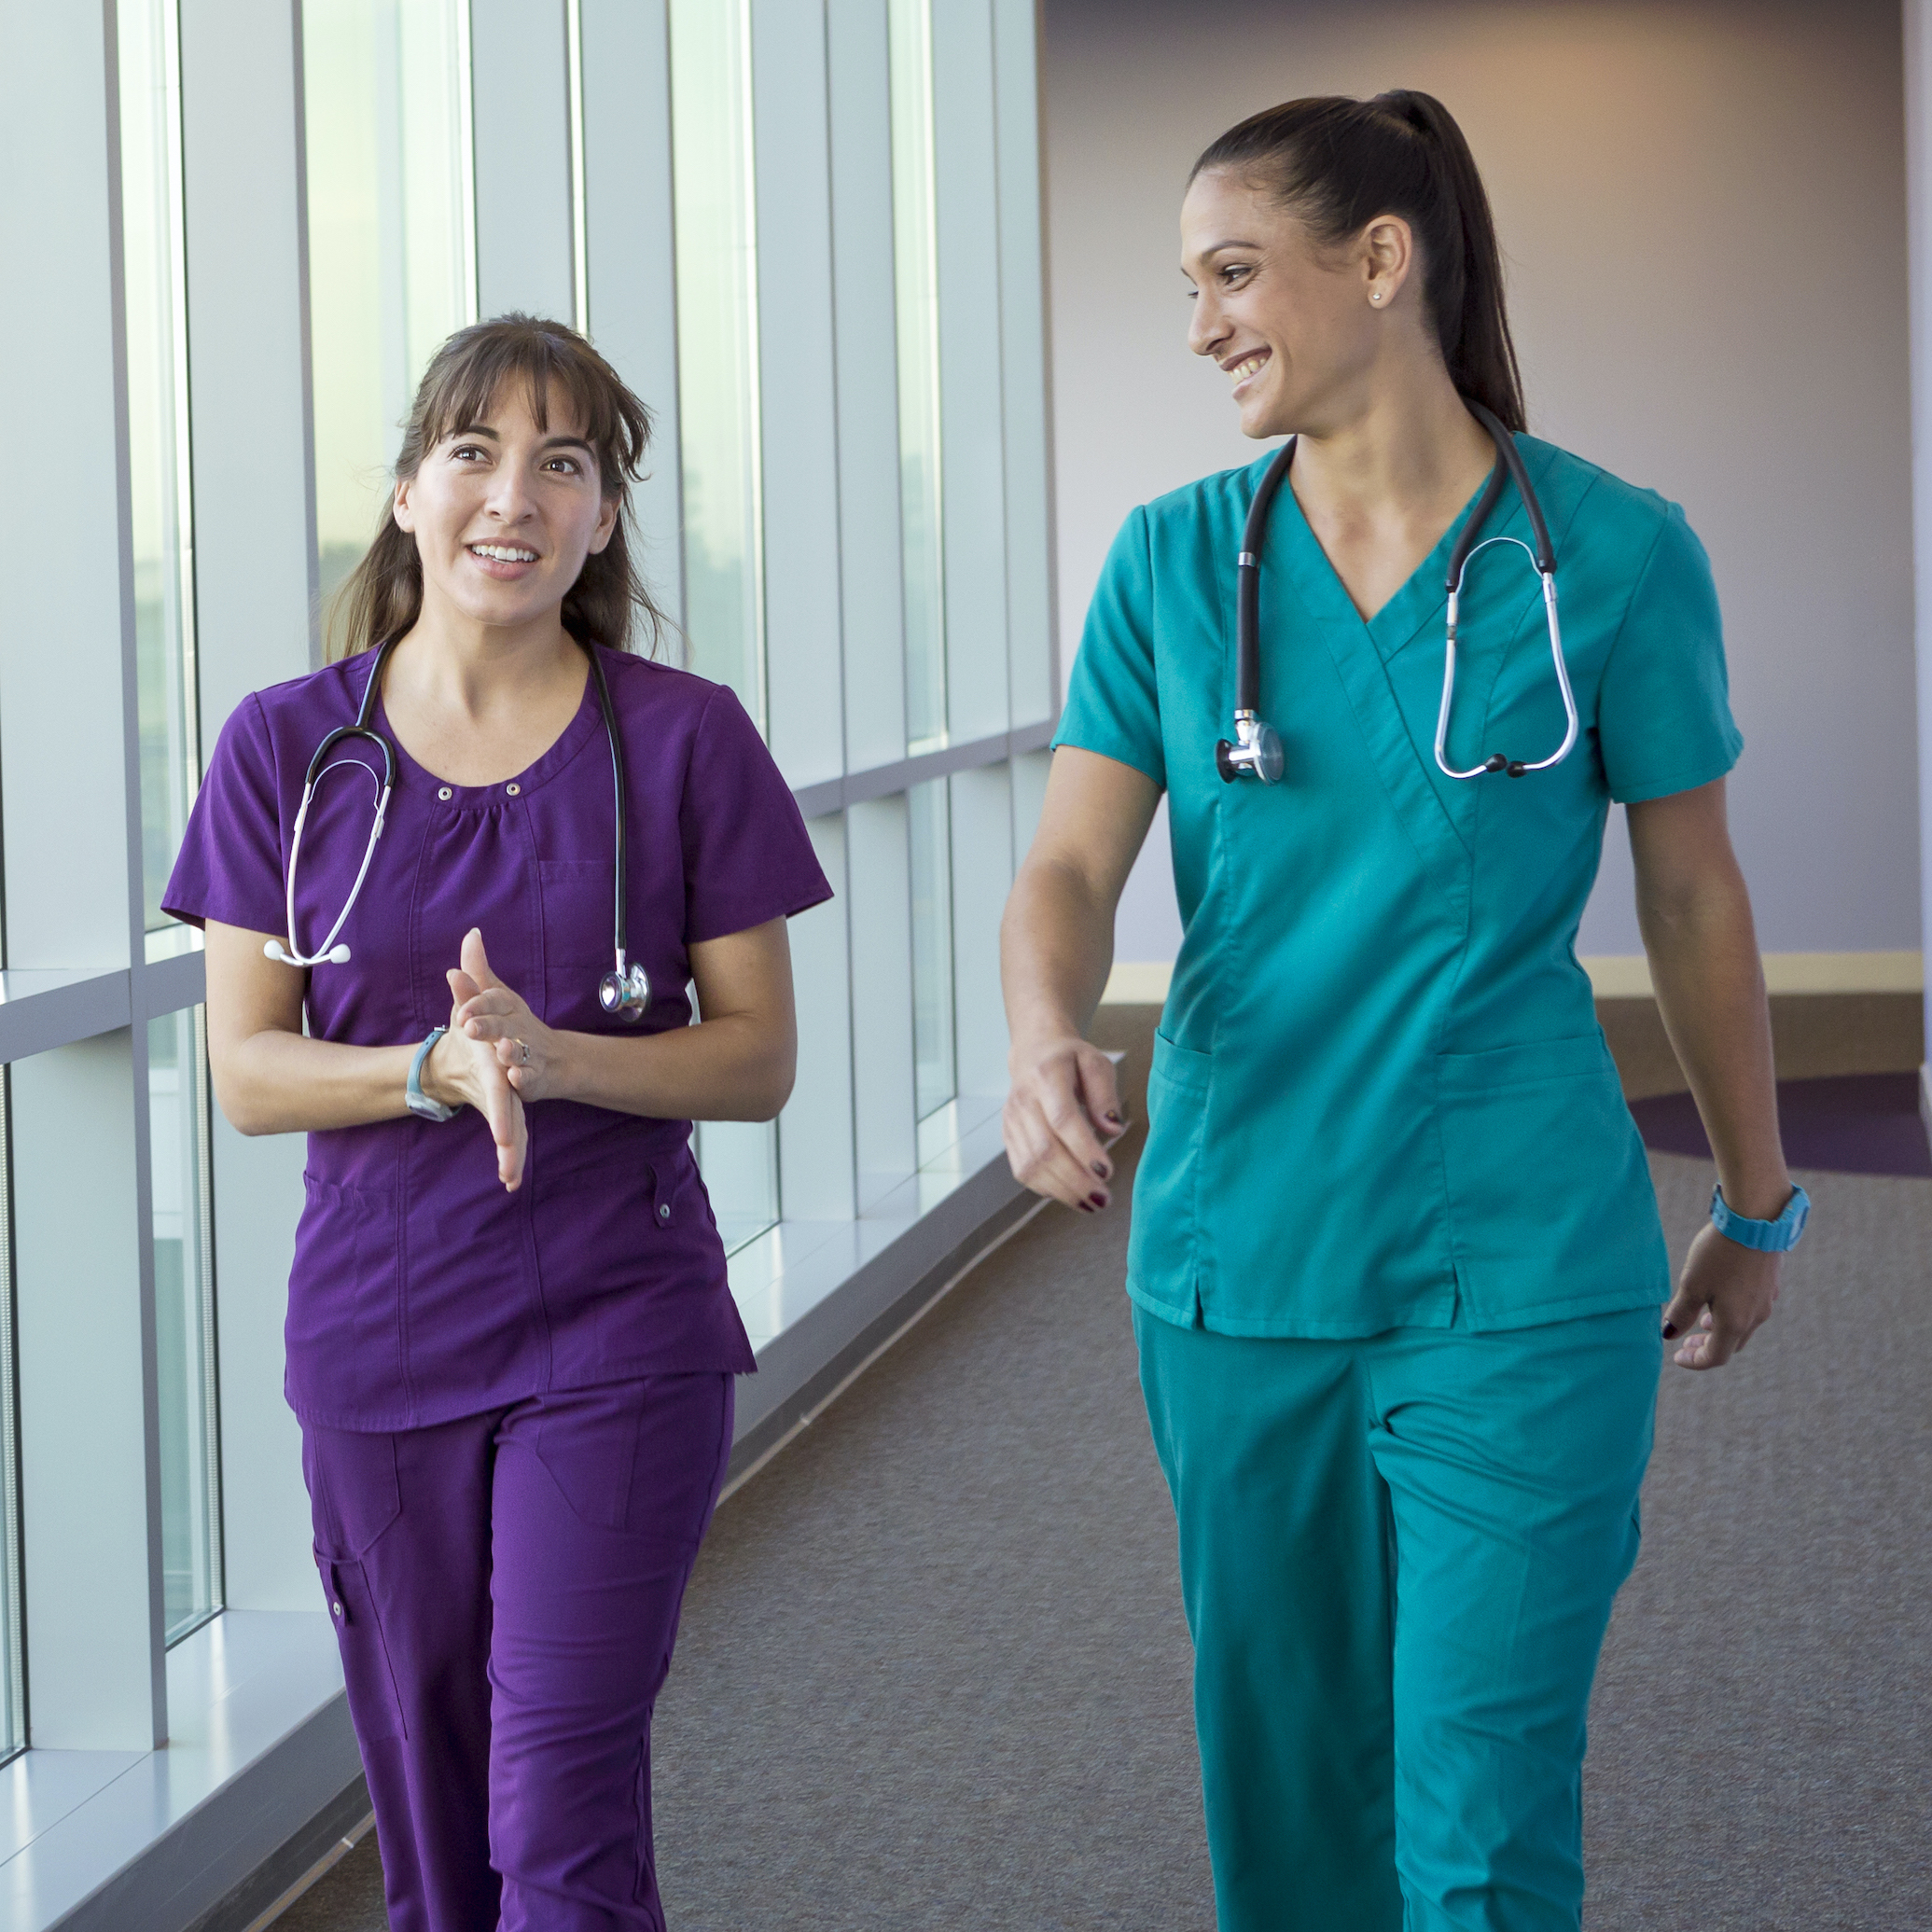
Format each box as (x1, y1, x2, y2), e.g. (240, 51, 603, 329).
(538, 859, 613, 966)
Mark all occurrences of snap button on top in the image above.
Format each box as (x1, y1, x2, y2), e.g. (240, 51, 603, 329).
(657, 1203, 672, 1221)
(506, 782, 521, 796)
(331, 1600, 343, 1617)
(437, 785, 452, 801)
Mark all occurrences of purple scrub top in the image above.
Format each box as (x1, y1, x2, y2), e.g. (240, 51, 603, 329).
(163, 644, 833, 1431)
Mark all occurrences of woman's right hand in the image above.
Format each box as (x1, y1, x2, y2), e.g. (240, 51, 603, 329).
(1004, 1034, 1125, 1215)
(423, 966, 528, 1190)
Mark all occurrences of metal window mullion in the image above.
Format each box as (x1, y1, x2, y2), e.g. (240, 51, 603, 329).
(0, 1069, 29, 1759)
(193, 1002, 224, 1620)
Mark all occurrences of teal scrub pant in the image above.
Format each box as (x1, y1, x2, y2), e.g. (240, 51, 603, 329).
(1134, 1303, 1661, 1932)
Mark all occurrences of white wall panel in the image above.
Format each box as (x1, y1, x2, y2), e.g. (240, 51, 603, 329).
(579, 0, 685, 631)
(13, 1034, 164, 1749)
(933, 0, 1011, 744)
(751, 0, 846, 785)
(0, 0, 139, 971)
(847, 795, 918, 1204)
(827, 0, 908, 771)
(471, 0, 575, 322)
(778, 813, 856, 1220)
(994, 0, 1055, 729)
(949, 762, 1013, 1094)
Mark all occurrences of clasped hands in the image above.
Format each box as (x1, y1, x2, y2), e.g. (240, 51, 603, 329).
(420, 927, 558, 1191)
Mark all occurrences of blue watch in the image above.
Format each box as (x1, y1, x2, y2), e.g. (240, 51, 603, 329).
(406, 1027, 457, 1122)
(1709, 1182, 1809, 1253)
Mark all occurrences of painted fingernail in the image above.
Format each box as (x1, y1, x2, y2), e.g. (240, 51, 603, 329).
(1104, 1110, 1123, 1124)
(1088, 1192, 1108, 1209)
(1091, 1161, 1110, 1178)
(1661, 1322, 1677, 1339)
(1077, 1201, 1095, 1214)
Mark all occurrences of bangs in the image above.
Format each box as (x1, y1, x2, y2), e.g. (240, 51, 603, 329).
(413, 320, 649, 492)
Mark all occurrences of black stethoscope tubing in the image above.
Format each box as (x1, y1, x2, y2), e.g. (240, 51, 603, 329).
(1216, 400, 1568, 785)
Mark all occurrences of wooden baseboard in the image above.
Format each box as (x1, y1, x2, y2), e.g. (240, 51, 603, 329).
(1103, 952, 1925, 1007)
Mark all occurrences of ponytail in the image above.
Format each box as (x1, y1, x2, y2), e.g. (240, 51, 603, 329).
(1191, 90, 1526, 432)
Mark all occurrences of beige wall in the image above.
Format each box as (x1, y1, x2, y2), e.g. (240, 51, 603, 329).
(1044, 0, 1917, 963)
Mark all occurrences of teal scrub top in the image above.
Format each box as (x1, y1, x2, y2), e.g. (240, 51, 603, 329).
(1055, 435, 1744, 1339)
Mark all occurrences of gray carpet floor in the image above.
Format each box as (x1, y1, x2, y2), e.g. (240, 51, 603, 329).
(275, 1113, 1931, 1928)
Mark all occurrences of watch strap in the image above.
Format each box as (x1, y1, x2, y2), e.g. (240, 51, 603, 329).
(1709, 1181, 1810, 1253)
(407, 1027, 457, 1122)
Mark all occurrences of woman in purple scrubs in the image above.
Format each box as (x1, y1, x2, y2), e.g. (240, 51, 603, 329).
(164, 313, 831, 1931)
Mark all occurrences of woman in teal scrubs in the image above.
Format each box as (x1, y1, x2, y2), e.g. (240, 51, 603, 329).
(1001, 92, 1803, 1931)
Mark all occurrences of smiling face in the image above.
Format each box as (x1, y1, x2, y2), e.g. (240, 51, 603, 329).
(1181, 167, 1413, 441)
(391, 379, 619, 635)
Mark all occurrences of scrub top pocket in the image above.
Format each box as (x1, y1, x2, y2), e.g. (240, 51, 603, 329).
(1435, 1035, 1668, 1325)
(288, 1174, 404, 1417)
(1129, 1032, 1215, 1325)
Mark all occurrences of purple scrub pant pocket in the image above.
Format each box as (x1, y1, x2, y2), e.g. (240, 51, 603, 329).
(302, 1429, 408, 1743)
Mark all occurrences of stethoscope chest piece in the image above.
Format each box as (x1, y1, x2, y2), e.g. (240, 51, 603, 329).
(598, 955, 651, 1022)
(1215, 710, 1285, 785)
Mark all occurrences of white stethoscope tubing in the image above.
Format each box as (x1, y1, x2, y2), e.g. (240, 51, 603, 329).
(1434, 538, 1578, 781)
(268, 758, 391, 967)
(265, 639, 652, 1022)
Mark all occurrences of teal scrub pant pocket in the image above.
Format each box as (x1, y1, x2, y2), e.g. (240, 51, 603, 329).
(1134, 1304, 1661, 1932)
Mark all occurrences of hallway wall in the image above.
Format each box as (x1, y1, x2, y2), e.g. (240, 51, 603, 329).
(1043, 0, 1918, 968)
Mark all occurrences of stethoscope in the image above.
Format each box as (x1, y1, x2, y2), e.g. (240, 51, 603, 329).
(265, 637, 654, 1022)
(1215, 400, 1578, 785)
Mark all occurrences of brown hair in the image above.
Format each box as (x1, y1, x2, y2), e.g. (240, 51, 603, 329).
(1192, 91, 1526, 432)
(325, 312, 673, 660)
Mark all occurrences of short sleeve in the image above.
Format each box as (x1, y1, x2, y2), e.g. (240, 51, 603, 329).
(1052, 506, 1165, 788)
(681, 686, 834, 944)
(1596, 506, 1744, 805)
(160, 694, 289, 934)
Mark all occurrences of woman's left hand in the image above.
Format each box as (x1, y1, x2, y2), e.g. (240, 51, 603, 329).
(1661, 1221, 1781, 1370)
(449, 927, 564, 1104)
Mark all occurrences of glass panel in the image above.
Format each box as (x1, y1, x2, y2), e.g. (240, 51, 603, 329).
(887, 0, 945, 751)
(693, 1120, 779, 1256)
(0, 1071, 26, 1760)
(149, 1008, 221, 1644)
(303, 0, 475, 614)
(909, 777, 955, 1122)
(118, 0, 199, 934)
(667, 0, 765, 723)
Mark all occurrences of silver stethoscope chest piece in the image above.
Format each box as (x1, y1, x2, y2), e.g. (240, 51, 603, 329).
(271, 637, 652, 1022)
(1216, 398, 1576, 787)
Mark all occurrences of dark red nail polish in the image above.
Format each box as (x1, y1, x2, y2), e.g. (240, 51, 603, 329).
(1661, 1322, 1677, 1339)
(1104, 1110, 1122, 1124)
(1091, 1161, 1109, 1178)
(1077, 1201, 1095, 1214)
(1089, 1192, 1107, 1209)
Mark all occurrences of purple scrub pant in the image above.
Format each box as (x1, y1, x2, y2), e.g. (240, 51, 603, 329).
(302, 1373, 734, 1932)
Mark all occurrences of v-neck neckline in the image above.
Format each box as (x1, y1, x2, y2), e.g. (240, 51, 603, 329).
(1271, 448, 1516, 661)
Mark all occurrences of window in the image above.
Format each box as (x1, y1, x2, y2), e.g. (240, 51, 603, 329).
(149, 1008, 221, 1644)
(667, 0, 764, 724)
(303, 0, 475, 613)
(118, 0, 198, 939)
(888, 0, 946, 752)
